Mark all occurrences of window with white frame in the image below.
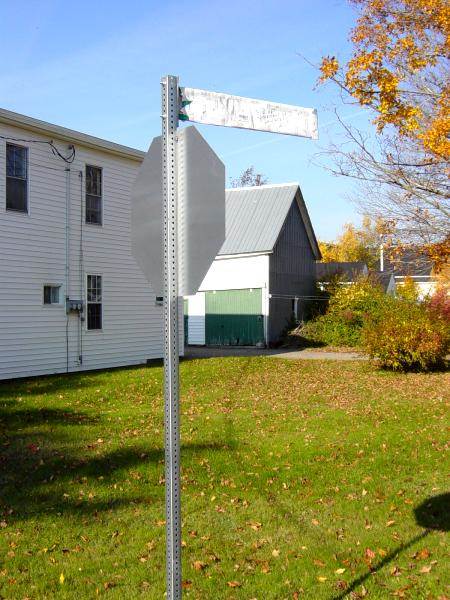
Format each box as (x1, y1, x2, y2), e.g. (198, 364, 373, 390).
(43, 285, 61, 305)
(85, 165, 102, 225)
(87, 275, 102, 330)
(6, 143, 28, 212)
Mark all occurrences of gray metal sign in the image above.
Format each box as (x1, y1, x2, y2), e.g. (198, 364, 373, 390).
(177, 126, 225, 295)
(131, 136, 163, 294)
(131, 127, 225, 296)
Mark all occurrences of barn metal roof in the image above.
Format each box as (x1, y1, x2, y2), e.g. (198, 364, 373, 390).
(219, 183, 320, 259)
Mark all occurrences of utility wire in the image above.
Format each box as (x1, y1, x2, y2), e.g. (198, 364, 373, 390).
(0, 134, 76, 164)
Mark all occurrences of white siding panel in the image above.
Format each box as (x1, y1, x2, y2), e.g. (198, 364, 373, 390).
(186, 293, 205, 345)
(0, 122, 174, 380)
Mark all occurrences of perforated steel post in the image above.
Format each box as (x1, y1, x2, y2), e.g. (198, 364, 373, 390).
(161, 74, 182, 599)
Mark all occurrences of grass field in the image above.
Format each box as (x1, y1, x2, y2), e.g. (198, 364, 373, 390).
(0, 358, 448, 599)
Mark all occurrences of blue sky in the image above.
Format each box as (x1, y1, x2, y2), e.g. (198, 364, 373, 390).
(0, 0, 373, 240)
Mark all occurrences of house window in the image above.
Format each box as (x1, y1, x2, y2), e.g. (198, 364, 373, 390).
(85, 165, 102, 225)
(43, 285, 61, 305)
(87, 275, 102, 330)
(6, 143, 28, 212)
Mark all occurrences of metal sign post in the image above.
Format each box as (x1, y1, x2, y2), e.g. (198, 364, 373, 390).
(132, 75, 317, 600)
(161, 74, 182, 600)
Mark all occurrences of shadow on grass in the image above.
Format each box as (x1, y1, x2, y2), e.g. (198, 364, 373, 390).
(0, 361, 163, 398)
(0, 402, 99, 426)
(331, 493, 450, 599)
(1, 441, 230, 522)
(0, 395, 230, 523)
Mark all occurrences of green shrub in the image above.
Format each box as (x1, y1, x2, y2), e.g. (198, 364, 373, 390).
(300, 278, 388, 347)
(362, 300, 449, 371)
(300, 313, 363, 347)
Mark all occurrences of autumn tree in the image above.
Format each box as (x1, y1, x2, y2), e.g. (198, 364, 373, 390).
(230, 166, 268, 188)
(319, 216, 383, 268)
(319, 0, 449, 264)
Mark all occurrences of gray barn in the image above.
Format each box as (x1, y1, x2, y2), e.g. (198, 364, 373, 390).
(184, 183, 321, 346)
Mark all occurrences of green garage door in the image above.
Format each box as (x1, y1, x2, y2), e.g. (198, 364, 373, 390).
(205, 288, 265, 346)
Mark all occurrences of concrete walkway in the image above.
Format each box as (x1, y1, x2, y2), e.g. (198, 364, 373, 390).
(184, 346, 366, 361)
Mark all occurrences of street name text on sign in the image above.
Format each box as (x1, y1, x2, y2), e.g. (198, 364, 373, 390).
(179, 87, 318, 139)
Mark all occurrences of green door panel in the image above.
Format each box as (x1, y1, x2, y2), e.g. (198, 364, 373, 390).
(205, 289, 264, 346)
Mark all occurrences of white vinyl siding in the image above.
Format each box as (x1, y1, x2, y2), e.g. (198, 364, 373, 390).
(0, 121, 177, 380)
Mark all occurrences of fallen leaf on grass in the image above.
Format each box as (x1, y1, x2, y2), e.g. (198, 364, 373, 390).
(192, 561, 207, 571)
(314, 559, 325, 567)
(103, 582, 115, 590)
(227, 580, 241, 588)
(59, 573, 65, 585)
(420, 565, 432, 573)
(386, 520, 396, 527)
(412, 548, 430, 560)
(181, 580, 192, 589)
(317, 576, 328, 582)
(364, 548, 376, 562)
(335, 568, 346, 574)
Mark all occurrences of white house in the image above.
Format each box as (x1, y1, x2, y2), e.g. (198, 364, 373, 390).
(383, 250, 437, 299)
(0, 108, 168, 380)
(184, 183, 321, 346)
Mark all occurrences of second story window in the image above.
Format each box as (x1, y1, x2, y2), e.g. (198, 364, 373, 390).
(86, 165, 102, 225)
(6, 143, 28, 213)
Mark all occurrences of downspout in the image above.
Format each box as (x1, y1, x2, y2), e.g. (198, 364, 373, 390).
(380, 243, 384, 272)
(65, 166, 71, 373)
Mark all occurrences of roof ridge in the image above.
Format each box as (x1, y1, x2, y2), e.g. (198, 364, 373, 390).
(0, 107, 145, 161)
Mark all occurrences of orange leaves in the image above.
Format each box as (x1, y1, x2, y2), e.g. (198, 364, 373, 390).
(319, 0, 450, 159)
(319, 56, 339, 82)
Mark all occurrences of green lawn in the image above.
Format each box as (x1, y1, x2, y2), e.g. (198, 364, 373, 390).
(0, 358, 448, 599)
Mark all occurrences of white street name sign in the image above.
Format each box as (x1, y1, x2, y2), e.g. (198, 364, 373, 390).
(179, 87, 318, 139)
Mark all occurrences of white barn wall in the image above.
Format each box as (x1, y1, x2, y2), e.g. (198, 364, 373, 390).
(199, 254, 269, 292)
(0, 121, 171, 380)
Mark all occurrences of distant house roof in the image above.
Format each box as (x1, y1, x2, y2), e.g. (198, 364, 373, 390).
(382, 249, 433, 278)
(316, 261, 368, 282)
(219, 183, 320, 259)
(369, 270, 396, 293)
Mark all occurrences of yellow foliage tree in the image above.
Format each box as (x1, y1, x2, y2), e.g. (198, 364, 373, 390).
(318, 0, 449, 265)
(319, 217, 383, 268)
